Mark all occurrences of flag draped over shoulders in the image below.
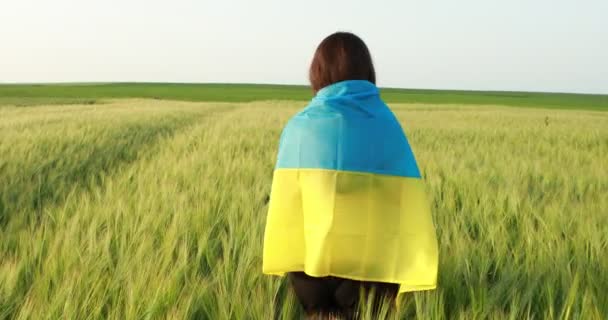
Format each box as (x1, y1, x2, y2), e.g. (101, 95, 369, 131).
(262, 80, 438, 293)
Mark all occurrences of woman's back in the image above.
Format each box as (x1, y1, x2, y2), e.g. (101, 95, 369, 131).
(264, 79, 437, 291)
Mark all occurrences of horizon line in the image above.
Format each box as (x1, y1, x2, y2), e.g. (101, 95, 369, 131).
(0, 81, 606, 97)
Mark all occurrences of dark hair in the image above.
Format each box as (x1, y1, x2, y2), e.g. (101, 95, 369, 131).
(309, 32, 376, 93)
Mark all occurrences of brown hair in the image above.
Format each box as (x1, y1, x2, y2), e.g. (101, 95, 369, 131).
(309, 32, 376, 93)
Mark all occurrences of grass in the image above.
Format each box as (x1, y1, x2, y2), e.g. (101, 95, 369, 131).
(1, 83, 607, 110)
(0, 98, 606, 319)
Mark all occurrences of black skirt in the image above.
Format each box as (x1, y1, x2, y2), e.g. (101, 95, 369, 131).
(288, 272, 399, 318)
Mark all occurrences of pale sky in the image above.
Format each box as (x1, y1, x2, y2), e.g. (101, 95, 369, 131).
(1, 0, 607, 94)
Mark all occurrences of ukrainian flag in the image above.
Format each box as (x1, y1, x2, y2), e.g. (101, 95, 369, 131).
(262, 80, 438, 293)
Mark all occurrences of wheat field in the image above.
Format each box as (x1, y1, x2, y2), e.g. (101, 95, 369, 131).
(0, 99, 606, 319)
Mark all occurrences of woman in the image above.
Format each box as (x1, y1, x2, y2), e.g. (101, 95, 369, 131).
(263, 32, 438, 319)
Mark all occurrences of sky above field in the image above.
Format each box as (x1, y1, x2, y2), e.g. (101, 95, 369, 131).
(1, 0, 607, 94)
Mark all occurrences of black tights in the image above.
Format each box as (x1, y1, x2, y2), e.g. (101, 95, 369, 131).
(288, 272, 399, 319)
